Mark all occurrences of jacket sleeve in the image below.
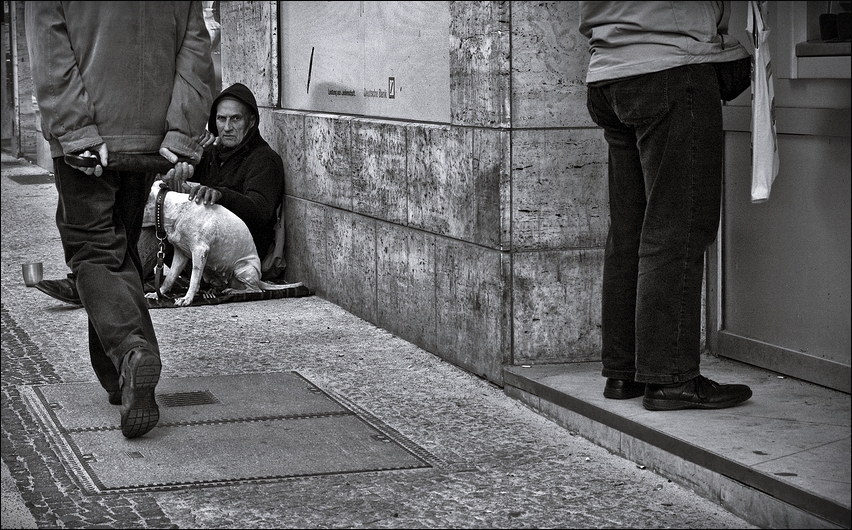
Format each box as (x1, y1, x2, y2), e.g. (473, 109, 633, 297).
(161, 1, 216, 161)
(24, 2, 102, 155)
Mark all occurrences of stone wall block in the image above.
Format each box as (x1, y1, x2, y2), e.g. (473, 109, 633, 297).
(283, 198, 328, 295)
(436, 239, 510, 383)
(513, 249, 604, 364)
(258, 108, 275, 150)
(406, 123, 448, 234)
(13, 1, 38, 161)
(220, 1, 278, 107)
(376, 224, 437, 352)
(305, 115, 352, 209)
(272, 111, 306, 198)
(473, 127, 511, 249)
(327, 209, 377, 324)
(449, 1, 510, 127)
(511, 1, 593, 128)
(351, 119, 408, 224)
(513, 128, 609, 251)
(407, 124, 506, 249)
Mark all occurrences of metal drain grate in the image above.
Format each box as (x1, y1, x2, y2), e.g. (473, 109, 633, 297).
(157, 390, 220, 407)
(7, 173, 55, 185)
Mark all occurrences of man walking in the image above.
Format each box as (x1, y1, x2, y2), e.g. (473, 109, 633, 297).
(25, 2, 216, 437)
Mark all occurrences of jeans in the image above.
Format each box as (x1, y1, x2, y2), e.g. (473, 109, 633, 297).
(586, 64, 724, 384)
(53, 158, 160, 393)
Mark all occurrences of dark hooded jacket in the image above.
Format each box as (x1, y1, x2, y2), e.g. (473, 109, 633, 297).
(190, 83, 284, 260)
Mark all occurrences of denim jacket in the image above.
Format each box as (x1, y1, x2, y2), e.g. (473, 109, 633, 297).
(579, 1, 751, 84)
(25, 1, 215, 160)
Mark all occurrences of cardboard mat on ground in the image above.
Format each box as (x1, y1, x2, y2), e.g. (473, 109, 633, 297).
(144, 276, 313, 309)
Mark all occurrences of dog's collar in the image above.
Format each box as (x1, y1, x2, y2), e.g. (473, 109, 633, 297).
(155, 183, 169, 240)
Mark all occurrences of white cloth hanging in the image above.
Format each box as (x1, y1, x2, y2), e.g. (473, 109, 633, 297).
(747, 0, 779, 204)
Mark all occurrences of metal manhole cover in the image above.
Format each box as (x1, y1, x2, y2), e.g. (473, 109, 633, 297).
(22, 372, 437, 494)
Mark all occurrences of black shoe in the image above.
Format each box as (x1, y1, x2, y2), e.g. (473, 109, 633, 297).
(603, 378, 645, 399)
(34, 278, 81, 305)
(119, 349, 161, 438)
(108, 390, 122, 405)
(643, 375, 752, 411)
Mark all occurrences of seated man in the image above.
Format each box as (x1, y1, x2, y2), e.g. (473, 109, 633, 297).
(36, 83, 285, 305)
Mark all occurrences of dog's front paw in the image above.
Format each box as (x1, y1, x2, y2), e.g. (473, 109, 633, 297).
(144, 292, 159, 300)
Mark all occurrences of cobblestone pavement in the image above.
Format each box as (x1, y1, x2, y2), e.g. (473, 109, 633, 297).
(1, 153, 753, 528)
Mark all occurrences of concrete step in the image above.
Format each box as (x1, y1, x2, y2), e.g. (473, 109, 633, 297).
(503, 355, 850, 529)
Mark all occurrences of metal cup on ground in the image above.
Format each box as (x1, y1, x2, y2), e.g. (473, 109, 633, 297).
(22, 262, 43, 287)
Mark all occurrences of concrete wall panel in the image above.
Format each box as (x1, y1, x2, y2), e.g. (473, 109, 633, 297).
(272, 111, 306, 198)
(474, 127, 512, 250)
(436, 239, 510, 382)
(305, 115, 353, 209)
(407, 125, 469, 237)
(327, 209, 377, 324)
(352, 120, 408, 224)
(376, 224, 437, 352)
(220, 1, 278, 108)
(511, 1, 593, 128)
(12, 1, 39, 162)
(449, 1, 510, 127)
(512, 128, 609, 251)
(283, 198, 328, 295)
(513, 249, 604, 364)
(407, 125, 508, 248)
(258, 108, 276, 152)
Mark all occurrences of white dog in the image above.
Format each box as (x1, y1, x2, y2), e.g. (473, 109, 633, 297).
(142, 180, 301, 306)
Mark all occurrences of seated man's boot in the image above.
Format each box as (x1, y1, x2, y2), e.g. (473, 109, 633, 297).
(643, 375, 752, 411)
(34, 275, 81, 305)
(118, 349, 161, 438)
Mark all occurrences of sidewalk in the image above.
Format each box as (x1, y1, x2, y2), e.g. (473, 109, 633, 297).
(0, 151, 839, 529)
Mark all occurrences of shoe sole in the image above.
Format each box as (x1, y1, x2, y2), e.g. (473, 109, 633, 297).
(643, 392, 752, 411)
(604, 388, 645, 400)
(120, 353, 161, 438)
(34, 283, 81, 305)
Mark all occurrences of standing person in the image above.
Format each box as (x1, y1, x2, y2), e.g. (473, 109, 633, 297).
(25, 2, 215, 437)
(579, 2, 753, 410)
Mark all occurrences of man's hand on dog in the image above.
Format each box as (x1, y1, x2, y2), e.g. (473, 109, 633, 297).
(188, 185, 222, 206)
